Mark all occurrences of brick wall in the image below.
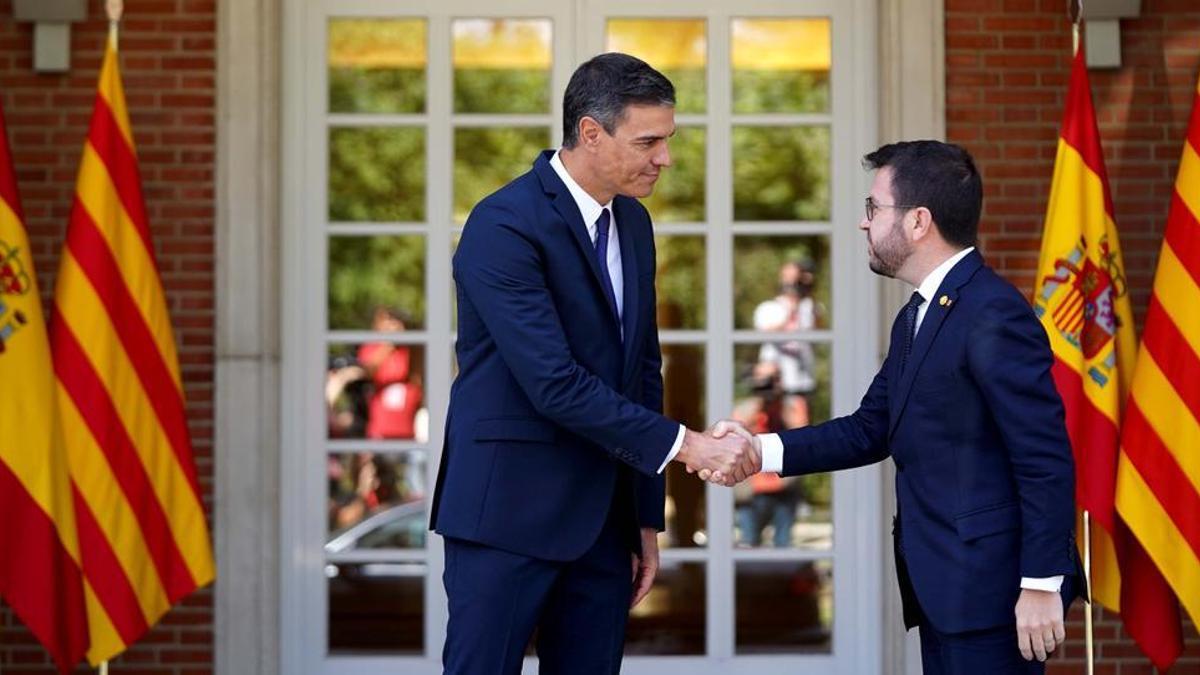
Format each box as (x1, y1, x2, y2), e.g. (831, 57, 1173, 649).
(2, 0, 1197, 672)
(947, 0, 1200, 672)
(0, 0, 215, 673)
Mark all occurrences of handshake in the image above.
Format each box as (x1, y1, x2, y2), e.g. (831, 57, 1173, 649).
(674, 420, 762, 486)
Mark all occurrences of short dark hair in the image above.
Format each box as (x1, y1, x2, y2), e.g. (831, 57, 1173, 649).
(562, 52, 675, 149)
(863, 141, 983, 249)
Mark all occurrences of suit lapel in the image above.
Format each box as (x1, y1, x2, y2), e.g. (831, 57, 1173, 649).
(534, 152, 622, 328)
(614, 198, 642, 382)
(888, 251, 984, 438)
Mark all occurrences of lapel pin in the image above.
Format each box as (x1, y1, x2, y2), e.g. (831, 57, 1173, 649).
(939, 295, 951, 307)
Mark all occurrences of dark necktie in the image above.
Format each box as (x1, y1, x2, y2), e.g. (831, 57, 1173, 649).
(594, 209, 620, 323)
(900, 291, 925, 373)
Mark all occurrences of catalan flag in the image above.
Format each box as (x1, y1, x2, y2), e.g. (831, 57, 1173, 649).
(0, 100, 90, 674)
(49, 30, 214, 664)
(1032, 47, 1136, 616)
(1114, 68, 1200, 670)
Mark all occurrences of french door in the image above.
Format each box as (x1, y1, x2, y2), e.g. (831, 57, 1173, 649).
(280, 0, 883, 672)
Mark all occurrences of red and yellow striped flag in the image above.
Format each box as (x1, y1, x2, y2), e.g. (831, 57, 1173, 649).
(49, 31, 214, 664)
(0, 99, 90, 674)
(1033, 47, 1136, 616)
(1114, 68, 1200, 671)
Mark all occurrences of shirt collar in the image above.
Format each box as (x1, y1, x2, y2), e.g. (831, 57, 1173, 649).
(550, 149, 613, 237)
(915, 246, 975, 303)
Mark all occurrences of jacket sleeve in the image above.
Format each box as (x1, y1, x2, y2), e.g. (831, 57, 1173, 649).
(777, 352, 893, 476)
(635, 234, 667, 530)
(455, 202, 680, 477)
(966, 294, 1077, 578)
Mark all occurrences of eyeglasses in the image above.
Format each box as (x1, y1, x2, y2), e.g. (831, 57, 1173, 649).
(864, 197, 918, 222)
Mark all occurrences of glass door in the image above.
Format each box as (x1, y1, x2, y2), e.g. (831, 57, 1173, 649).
(281, 0, 881, 672)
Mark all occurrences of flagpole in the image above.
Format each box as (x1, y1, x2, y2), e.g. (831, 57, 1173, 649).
(97, 3, 124, 673)
(1065, 2, 1096, 672)
(107, 0, 123, 50)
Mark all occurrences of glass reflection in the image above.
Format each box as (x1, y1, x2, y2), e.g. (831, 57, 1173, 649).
(606, 19, 706, 114)
(329, 127, 425, 222)
(328, 235, 425, 330)
(454, 127, 550, 222)
(736, 560, 832, 653)
(733, 342, 831, 550)
(640, 126, 705, 222)
(655, 235, 705, 330)
(328, 19, 427, 114)
(327, 452, 428, 539)
(732, 18, 831, 114)
(328, 571, 423, 653)
(661, 344, 705, 549)
(734, 235, 830, 330)
(733, 126, 830, 221)
(326, 343, 428, 442)
(626, 562, 705, 654)
(453, 19, 552, 114)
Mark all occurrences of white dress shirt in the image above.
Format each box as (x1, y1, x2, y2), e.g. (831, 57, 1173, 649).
(756, 246, 1060, 592)
(549, 150, 685, 474)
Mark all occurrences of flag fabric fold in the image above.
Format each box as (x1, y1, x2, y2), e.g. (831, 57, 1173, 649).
(49, 31, 215, 665)
(0, 96, 90, 675)
(1114, 68, 1200, 671)
(1032, 45, 1137, 618)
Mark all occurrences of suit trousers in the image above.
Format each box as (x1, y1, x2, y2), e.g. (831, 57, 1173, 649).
(441, 505, 633, 675)
(918, 621, 1046, 675)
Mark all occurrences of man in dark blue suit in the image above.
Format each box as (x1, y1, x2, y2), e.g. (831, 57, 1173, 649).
(430, 53, 757, 674)
(713, 141, 1083, 674)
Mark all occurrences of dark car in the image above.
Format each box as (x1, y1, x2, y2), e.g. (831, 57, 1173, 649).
(325, 501, 426, 653)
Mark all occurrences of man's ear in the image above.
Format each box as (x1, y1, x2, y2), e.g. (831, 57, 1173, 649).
(910, 207, 936, 242)
(578, 116, 603, 151)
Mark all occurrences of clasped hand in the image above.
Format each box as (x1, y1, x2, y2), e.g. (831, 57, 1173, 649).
(675, 420, 761, 486)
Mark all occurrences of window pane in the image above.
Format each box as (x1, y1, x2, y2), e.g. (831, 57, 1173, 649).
(326, 343, 427, 442)
(626, 562, 705, 654)
(327, 452, 428, 540)
(453, 19, 552, 114)
(733, 126, 830, 221)
(736, 560, 832, 653)
(329, 127, 425, 222)
(606, 19, 706, 114)
(732, 343, 831, 550)
(454, 127, 550, 222)
(732, 18, 830, 114)
(661, 344, 705, 549)
(655, 236, 705, 330)
(328, 235, 425, 330)
(733, 235, 830, 330)
(328, 569, 423, 653)
(329, 19, 426, 114)
(641, 126, 705, 223)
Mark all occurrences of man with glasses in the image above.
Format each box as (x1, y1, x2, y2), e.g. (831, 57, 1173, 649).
(712, 141, 1082, 674)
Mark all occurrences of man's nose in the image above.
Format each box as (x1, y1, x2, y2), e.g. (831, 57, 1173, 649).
(655, 145, 671, 168)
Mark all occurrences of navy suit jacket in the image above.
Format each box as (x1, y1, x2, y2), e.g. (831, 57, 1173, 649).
(778, 251, 1081, 633)
(430, 151, 679, 562)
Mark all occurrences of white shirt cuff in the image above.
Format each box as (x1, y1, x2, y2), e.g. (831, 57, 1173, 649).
(758, 433, 784, 474)
(1020, 576, 1063, 593)
(657, 424, 686, 474)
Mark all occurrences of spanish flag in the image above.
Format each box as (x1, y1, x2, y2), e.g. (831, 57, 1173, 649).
(1032, 47, 1136, 617)
(49, 29, 214, 664)
(1114, 68, 1200, 670)
(0, 100, 90, 674)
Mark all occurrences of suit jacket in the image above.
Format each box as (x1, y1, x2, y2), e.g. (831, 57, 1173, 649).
(777, 250, 1081, 633)
(430, 150, 679, 562)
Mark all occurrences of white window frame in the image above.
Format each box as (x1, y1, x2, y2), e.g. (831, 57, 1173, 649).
(279, 0, 883, 672)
